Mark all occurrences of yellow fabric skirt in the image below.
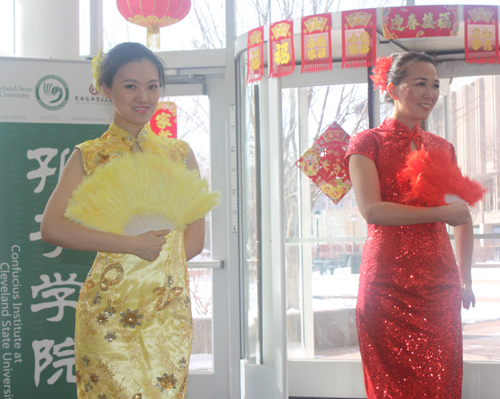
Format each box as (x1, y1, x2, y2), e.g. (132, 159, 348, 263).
(75, 230, 192, 399)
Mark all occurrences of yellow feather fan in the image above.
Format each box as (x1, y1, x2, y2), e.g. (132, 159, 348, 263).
(64, 152, 220, 236)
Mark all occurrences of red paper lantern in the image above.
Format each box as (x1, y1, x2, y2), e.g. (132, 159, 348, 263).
(117, 0, 191, 49)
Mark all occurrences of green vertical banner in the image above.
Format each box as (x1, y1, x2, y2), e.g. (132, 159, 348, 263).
(0, 58, 110, 398)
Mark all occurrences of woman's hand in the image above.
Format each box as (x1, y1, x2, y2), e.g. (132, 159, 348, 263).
(461, 280, 476, 310)
(441, 202, 469, 226)
(131, 229, 170, 261)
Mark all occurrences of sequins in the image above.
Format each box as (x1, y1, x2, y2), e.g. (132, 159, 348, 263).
(104, 331, 116, 342)
(90, 373, 99, 384)
(165, 275, 174, 287)
(104, 306, 116, 316)
(179, 357, 187, 368)
(84, 382, 93, 392)
(97, 314, 108, 324)
(82, 356, 90, 367)
(156, 373, 177, 392)
(93, 292, 102, 305)
(348, 117, 463, 398)
(119, 309, 143, 328)
(131, 394, 142, 399)
(96, 152, 111, 164)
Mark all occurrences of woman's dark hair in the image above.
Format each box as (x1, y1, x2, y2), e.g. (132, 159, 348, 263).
(99, 42, 166, 88)
(384, 51, 437, 103)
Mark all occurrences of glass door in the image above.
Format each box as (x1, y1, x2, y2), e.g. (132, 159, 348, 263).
(239, 59, 500, 399)
(159, 67, 235, 399)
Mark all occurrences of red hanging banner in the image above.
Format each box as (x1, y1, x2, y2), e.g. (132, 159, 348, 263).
(464, 5, 499, 64)
(341, 9, 377, 69)
(269, 20, 295, 78)
(150, 102, 177, 139)
(382, 5, 459, 39)
(301, 13, 333, 74)
(247, 26, 264, 84)
(295, 122, 351, 204)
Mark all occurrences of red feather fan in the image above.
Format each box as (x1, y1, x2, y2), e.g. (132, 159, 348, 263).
(400, 147, 487, 207)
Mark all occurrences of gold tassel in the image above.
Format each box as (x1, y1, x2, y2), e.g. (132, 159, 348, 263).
(147, 25, 160, 50)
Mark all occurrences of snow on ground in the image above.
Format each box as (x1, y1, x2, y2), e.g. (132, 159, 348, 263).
(310, 267, 500, 324)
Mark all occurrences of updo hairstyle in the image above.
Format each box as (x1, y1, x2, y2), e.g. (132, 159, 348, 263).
(99, 42, 166, 89)
(385, 51, 437, 103)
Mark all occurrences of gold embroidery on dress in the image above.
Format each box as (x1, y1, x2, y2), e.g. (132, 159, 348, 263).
(100, 263, 125, 291)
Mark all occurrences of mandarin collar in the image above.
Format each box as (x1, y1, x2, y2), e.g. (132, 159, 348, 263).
(381, 117, 422, 147)
(108, 123, 149, 144)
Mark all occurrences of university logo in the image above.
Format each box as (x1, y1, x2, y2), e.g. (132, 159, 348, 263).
(35, 75, 69, 111)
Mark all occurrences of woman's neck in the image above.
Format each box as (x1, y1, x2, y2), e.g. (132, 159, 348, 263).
(390, 111, 419, 131)
(113, 121, 145, 138)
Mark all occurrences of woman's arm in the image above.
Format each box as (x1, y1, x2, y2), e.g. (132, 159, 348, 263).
(41, 149, 169, 261)
(184, 147, 206, 261)
(349, 154, 470, 226)
(454, 217, 476, 309)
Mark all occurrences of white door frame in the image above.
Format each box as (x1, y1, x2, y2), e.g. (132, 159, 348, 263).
(157, 50, 241, 399)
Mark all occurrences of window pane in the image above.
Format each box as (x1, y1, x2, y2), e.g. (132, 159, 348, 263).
(160, 95, 213, 258)
(189, 268, 214, 371)
(283, 84, 368, 359)
(236, 0, 403, 37)
(438, 74, 500, 361)
(103, 1, 225, 52)
(79, 0, 91, 57)
(0, 0, 14, 54)
(459, 240, 500, 362)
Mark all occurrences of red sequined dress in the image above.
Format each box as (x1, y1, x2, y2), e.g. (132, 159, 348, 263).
(345, 117, 463, 399)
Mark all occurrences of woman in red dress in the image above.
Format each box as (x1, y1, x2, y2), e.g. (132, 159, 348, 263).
(345, 52, 476, 398)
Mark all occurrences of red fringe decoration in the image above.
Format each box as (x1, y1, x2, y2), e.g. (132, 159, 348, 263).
(466, 56, 500, 65)
(301, 63, 332, 73)
(400, 147, 487, 207)
(343, 59, 374, 69)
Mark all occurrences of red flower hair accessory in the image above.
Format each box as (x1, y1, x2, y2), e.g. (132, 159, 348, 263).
(370, 55, 393, 93)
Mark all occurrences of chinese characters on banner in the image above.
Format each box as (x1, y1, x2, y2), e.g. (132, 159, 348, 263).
(269, 20, 295, 78)
(1, 122, 101, 397)
(247, 26, 264, 83)
(301, 13, 333, 73)
(296, 122, 351, 204)
(464, 6, 499, 64)
(341, 9, 377, 69)
(24, 132, 98, 390)
(27, 147, 70, 258)
(382, 5, 459, 39)
(150, 102, 178, 138)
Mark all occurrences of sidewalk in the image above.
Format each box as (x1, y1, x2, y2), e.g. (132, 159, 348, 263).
(314, 319, 500, 362)
(463, 319, 500, 362)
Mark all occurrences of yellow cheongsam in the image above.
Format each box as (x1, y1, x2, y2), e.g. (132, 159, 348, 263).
(74, 123, 192, 399)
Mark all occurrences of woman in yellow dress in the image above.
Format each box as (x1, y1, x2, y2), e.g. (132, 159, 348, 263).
(41, 42, 205, 399)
